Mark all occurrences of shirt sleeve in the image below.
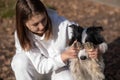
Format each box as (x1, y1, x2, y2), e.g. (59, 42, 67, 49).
(25, 49, 66, 74)
(14, 31, 66, 74)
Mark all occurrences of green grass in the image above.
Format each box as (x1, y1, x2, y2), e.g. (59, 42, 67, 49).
(46, 4, 57, 10)
(0, 0, 56, 18)
(42, 0, 57, 10)
(0, 0, 16, 18)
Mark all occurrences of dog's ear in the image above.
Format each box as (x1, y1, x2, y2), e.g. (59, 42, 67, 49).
(95, 26, 104, 32)
(69, 24, 83, 31)
(69, 24, 83, 37)
(87, 26, 104, 33)
(69, 24, 78, 29)
(68, 24, 83, 46)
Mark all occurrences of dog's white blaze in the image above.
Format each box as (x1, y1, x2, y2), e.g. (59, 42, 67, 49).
(82, 28, 88, 43)
(78, 49, 88, 58)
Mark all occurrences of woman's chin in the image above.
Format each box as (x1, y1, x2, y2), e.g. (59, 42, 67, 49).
(37, 31, 45, 36)
(32, 30, 45, 36)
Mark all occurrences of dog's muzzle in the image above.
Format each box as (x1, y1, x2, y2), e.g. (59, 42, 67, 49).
(80, 55, 87, 60)
(77, 42, 97, 60)
(78, 49, 88, 60)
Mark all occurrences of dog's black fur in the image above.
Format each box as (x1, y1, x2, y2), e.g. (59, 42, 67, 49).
(69, 24, 105, 46)
(68, 24, 107, 80)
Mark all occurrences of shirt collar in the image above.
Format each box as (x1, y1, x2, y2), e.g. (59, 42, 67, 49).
(29, 31, 45, 41)
(34, 33, 45, 41)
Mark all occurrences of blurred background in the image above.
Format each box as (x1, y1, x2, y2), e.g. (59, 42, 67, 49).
(0, 0, 120, 80)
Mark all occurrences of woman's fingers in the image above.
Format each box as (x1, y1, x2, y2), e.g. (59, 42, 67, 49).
(69, 52, 78, 58)
(70, 41, 80, 53)
(71, 40, 79, 48)
(87, 48, 98, 59)
(71, 40, 77, 46)
(62, 40, 81, 61)
(68, 46, 79, 58)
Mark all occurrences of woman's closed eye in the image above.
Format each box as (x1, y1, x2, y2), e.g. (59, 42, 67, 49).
(33, 22, 39, 26)
(32, 18, 46, 27)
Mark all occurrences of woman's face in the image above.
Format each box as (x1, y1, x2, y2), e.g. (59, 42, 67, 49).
(25, 14, 47, 36)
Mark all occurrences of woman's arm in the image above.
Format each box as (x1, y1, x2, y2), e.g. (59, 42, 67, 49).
(15, 31, 66, 74)
(15, 31, 77, 74)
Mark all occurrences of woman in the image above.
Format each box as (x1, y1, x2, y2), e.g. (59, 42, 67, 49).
(11, 0, 99, 80)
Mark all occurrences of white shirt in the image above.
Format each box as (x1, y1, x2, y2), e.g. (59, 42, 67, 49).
(14, 9, 74, 80)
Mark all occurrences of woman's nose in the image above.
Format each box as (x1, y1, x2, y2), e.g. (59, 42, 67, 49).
(38, 23, 45, 30)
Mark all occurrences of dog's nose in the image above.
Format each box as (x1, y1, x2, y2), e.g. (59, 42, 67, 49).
(80, 56, 87, 60)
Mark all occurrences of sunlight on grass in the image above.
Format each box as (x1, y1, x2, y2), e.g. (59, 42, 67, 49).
(42, 0, 57, 10)
(0, 0, 16, 18)
(0, 0, 56, 18)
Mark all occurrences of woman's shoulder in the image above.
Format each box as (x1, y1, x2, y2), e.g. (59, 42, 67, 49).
(47, 8, 56, 15)
(46, 8, 75, 33)
(47, 8, 67, 24)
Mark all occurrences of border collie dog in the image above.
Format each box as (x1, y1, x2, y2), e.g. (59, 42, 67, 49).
(69, 24, 108, 80)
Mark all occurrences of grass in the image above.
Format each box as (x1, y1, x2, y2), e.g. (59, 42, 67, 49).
(0, 0, 56, 19)
(0, 0, 16, 18)
(42, 0, 57, 10)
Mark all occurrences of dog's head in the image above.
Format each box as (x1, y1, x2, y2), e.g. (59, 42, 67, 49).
(69, 24, 108, 60)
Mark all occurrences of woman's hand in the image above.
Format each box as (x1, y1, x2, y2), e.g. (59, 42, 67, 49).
(61, 41, 79, 63)
(86, 48, 99, 59)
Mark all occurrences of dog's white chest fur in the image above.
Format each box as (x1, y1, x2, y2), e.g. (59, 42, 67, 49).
(69, 57, 105, 80)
